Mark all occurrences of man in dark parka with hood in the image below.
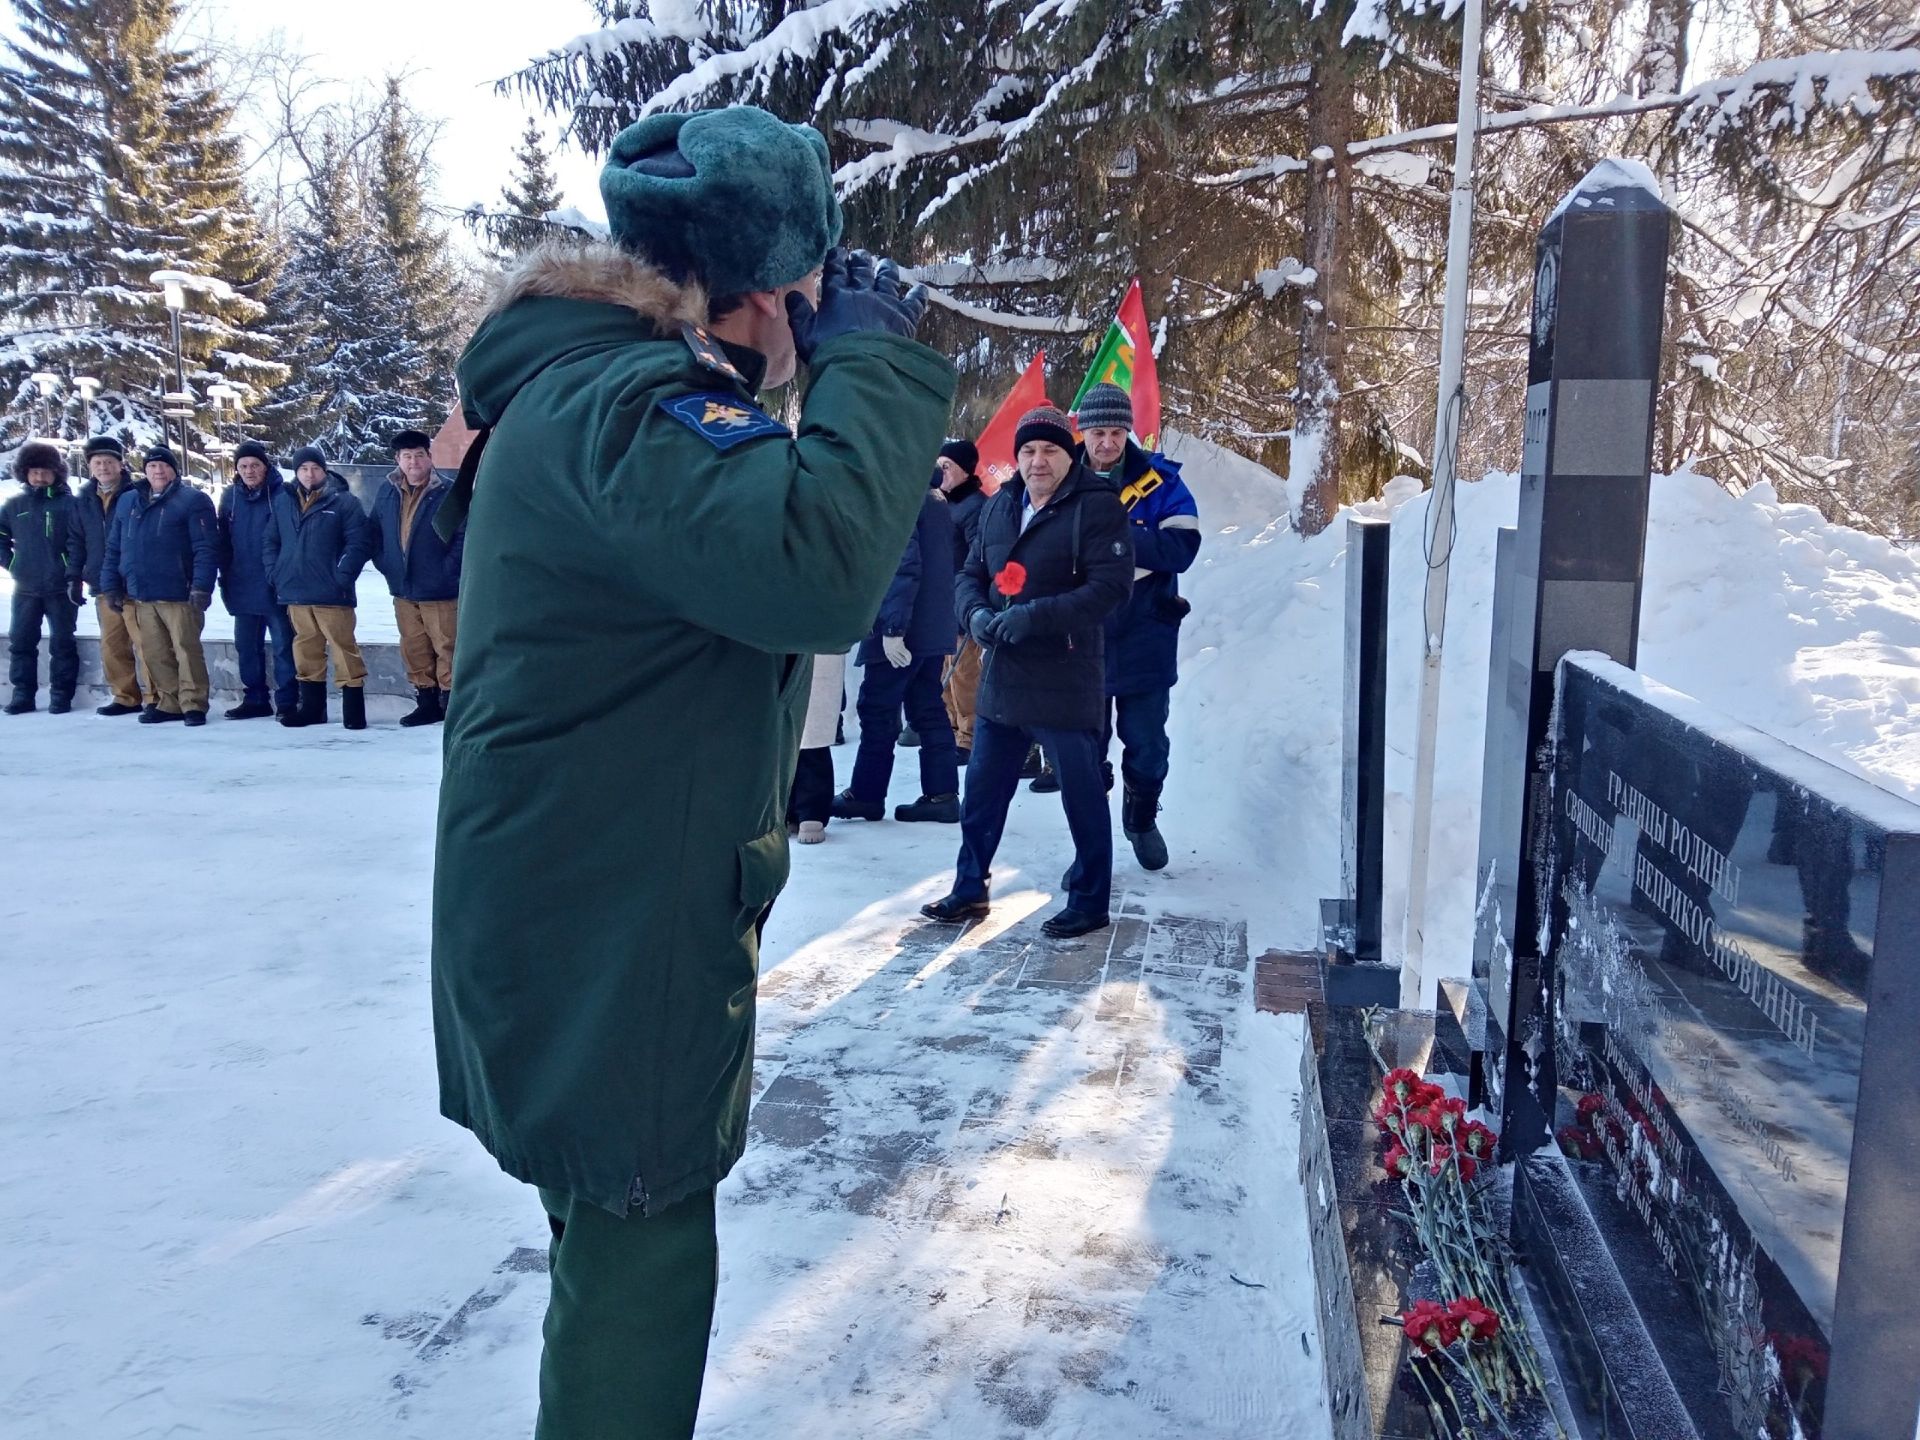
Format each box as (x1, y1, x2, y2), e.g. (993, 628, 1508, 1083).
(431, 105, 954, 1438)
(2, 441, 82, 714)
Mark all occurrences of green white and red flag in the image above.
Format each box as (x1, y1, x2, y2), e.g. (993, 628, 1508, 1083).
(1070, 278, 1161, 448)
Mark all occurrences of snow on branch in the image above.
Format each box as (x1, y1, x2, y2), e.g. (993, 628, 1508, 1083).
(638, 0, 913, 116)
(1679, 49, 1920, 136)
(922, 286, 1091, 333)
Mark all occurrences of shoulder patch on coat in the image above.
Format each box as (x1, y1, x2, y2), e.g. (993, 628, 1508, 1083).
(679, 322, 747, 383)
(662, 392, 788, 451)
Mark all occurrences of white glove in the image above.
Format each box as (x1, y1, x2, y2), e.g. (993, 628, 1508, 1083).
(882, 636, 912, 669)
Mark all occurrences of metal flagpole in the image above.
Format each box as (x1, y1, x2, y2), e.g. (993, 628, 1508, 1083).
(1400, 0, 1485, 1006)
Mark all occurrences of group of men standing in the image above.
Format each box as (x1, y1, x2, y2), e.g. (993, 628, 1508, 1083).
(823, 380, 1201, 936)
(2, 429, 463, 727)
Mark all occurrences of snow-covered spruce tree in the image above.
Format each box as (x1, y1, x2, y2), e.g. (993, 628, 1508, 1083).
(369, 77, 466, 435)
(0, 0, 284, 455)
(256, 130, 437, 462)
(512, 0, 1920, 535)
(481, 118, 568, 260)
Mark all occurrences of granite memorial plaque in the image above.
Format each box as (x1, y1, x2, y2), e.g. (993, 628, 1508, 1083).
(1467, 159, 1670, 1152)
(1324, 517, 1394, 1001)
(1532, 654, 1920, 1440)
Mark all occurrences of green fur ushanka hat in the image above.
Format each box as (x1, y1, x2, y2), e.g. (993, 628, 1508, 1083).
(600, 106, 844, 298)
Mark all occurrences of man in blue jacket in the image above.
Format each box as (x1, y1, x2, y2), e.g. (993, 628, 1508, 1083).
(369, 428, 463, 727)
(1075, 383, 1200, 871)
(2, 442, 82, 714)
(217, 440, 298, 721)
(266, 445, 374, 730)
(833, 474, 960, 822)
(100, 446, 218, 726)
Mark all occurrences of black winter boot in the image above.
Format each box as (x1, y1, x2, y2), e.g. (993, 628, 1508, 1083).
(1029, 762, 1060, 794)
(921, 891, 990, 922)
(96, 701, 142, 716)
(4, 692, 34, 715)
(894, 793, 960, 823)
(341, 687, 367, 731)
(1019, 743, 1044, 779)
(49, 694, 73, 714)
(398, 687, 442, 727)
(281, 680, 327, 728)
(1123, 785, 1170, 872)
(225, 699, 275, 720)
(1042, 909, 1110, 940)
(830, 788, 885, 822)
(139, 705, 184, 724)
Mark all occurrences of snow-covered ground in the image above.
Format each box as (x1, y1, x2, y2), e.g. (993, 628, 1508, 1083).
(1, 717, 1328, 1439)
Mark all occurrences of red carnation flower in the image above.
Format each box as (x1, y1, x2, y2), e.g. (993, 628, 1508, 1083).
(1410, 1081, 1447, 1108)
(1426, 1145, 1478, 1182)
(1373, 1095, 1408, 1135)
(1382, 1139, 1415, 1179)
(1448, 1297, 1501, 1342)
(1576, 1092, 1606, 1120)
(1382, 1067, 1423, 1102)
(1400, 1299, 1460, 1355)
(1438, 1096, 1468, 1128)
(1461, 1120, 1497, 1157)
(993, 561, 1028, 597)
(1557, 1124, 1601, 1161)
(1406, 1104, 1448, 1136)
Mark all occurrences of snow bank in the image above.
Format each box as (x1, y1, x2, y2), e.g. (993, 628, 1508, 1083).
(1160, 453, 1920, 999)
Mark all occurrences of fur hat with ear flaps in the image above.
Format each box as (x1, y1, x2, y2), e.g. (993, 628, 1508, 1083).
(13, 440, 66, 485)
(600, 106, 843, 298)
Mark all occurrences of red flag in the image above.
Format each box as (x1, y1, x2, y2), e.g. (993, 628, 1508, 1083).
(1070, 279, 1162, 449)
(973, 352, 1049, 491)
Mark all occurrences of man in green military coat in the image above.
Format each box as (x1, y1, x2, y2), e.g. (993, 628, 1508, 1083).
(431, 106, 955, 1437)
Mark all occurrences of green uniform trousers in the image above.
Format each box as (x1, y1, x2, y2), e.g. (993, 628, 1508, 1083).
(535, 1185, 718, 1440)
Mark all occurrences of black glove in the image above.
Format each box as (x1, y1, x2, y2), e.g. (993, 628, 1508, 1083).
(967, 607, 997, 647)
(785, 248, 930, 364)
(189, 588, 212, 614)
(985, 605, 1036, 647)
(67, 578, 84, 607)
(106, 590, 126, 613)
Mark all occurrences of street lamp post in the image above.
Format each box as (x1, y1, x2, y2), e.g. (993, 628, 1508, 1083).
(74, 376, 100, 438)
(29, 371, 59, 437)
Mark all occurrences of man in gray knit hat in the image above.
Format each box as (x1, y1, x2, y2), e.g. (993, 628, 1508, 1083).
(1069, 381, 1201, 870)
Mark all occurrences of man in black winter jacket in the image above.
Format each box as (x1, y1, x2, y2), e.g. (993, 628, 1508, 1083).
(935, 438, 990, 760)
(2, 442, 82, 714)
(923, 406, 1133, 939)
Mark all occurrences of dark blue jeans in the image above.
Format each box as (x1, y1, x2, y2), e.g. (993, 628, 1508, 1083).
(233, 609, 298, 709)
(954, 716, 1113, 918)
(851, 653, 959, 802)
(8, 590, 78, 700)
(1105, 688, 1173, 791)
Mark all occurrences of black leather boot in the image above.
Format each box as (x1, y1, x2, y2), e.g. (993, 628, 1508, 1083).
(281, 680, 327, 728)
(1123, 785, 1170, 872)
(225, 698, 275, 720)
(921, 892, 990, 922)
(894, 793, 960, 823)
(398, 687, 442, 727)
(341, 687, 367, 731)
(830, 788, 885, 822)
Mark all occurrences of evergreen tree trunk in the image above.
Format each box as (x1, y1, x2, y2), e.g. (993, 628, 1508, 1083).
(1292, 40, 1357, 537)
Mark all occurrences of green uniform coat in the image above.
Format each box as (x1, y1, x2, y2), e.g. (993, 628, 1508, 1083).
(432, 241, 956, 1218)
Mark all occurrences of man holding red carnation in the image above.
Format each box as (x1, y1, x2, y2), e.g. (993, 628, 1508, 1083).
(922, 404, 1133, 939)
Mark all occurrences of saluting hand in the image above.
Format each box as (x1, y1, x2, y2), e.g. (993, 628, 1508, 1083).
(785, 247, 930, 363)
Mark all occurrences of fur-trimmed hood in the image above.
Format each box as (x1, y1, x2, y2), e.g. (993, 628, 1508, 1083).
(460, 240, 714, 432)
(482, 239, 708, 329)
